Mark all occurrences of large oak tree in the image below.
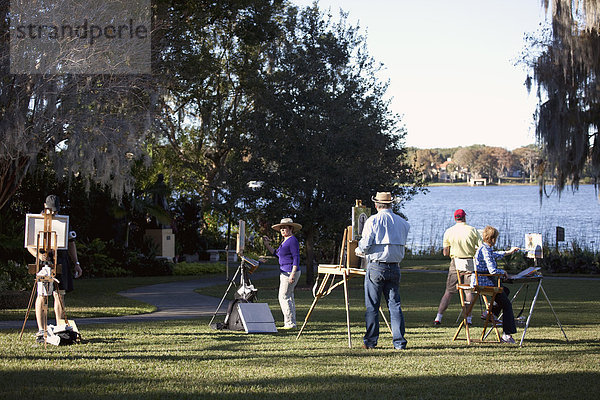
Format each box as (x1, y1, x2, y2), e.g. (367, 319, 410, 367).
(243, 5, 420, 285)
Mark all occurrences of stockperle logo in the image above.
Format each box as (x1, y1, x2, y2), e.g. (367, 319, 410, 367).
(10, 0, 150, 74)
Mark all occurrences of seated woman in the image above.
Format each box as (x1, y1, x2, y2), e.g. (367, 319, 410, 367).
(472, 225, 520, 344)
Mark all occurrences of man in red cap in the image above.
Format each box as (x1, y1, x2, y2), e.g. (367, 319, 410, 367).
(433, 209, 481, 326)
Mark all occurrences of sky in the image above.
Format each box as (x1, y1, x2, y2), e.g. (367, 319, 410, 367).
(293, 0, 549, 150)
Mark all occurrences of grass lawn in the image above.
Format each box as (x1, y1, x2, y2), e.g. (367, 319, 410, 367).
(0, 275, 195, 320)
(1, 268, 599, 399)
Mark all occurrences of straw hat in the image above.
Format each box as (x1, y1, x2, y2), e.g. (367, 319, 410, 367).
(271, 218, 302, 232)
(371, 192, 395, 204)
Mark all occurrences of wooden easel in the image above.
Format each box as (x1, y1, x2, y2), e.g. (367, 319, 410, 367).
(296, 226, 391, 348)
(20, 209, 70, 347)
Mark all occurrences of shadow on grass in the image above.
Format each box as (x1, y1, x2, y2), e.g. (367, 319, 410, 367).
(1, 369, 600, 399)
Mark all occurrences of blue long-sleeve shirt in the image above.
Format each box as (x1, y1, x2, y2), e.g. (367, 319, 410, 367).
(472, 243, 507, 287)
(358, 208, 410, 263)
(274, 235, 300, 273)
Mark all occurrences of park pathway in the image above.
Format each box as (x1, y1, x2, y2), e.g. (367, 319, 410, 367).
(0, 264, 280, 330)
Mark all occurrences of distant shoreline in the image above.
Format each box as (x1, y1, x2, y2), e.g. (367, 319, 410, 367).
(426, 181, 596, 187)
(427, 181, 536, 187)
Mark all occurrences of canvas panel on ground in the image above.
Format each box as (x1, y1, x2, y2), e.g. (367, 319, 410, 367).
(236, 303, 277, 333)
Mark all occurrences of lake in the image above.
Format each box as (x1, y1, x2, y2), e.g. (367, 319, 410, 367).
(400, 184, 600, 253)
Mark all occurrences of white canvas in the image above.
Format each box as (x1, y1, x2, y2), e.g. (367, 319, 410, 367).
(24, 214, 69, 250)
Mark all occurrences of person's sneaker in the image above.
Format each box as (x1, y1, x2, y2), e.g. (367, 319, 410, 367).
(35, 330, 45, 344)
(279, 325, 296, 330)
(433, 320, 441, 326)
(362, 344, 375, 349)
(501, 333, 516, 344)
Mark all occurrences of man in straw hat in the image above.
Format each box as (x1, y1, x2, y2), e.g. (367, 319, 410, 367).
(262, 218, 302, 329)
(433, 209, 481, 326)
(355, 192, 410, 350)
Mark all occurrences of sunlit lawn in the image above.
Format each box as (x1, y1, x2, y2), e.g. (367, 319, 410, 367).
(0, 275, 195, 320)
(1, 267, 599, 399)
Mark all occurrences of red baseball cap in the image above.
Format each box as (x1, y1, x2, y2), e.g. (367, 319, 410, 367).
(454, 209, 466, 219)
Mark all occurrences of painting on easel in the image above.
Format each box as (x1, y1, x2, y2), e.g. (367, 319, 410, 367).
(351, 200, 371, 241)
(525, 233, 543, 259)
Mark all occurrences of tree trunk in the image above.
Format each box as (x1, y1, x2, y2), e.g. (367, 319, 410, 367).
(304, 227, 316, 287)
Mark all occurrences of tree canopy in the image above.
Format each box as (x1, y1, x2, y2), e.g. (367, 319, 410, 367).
(525, 0, 600, 192)
(241, 5, 419, 284)
(0, 1, 155, 209)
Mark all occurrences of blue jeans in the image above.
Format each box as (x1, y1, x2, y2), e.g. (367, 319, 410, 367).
(364, 261, 407, 349)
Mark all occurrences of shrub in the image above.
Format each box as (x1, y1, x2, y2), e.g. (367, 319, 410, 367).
(173, 262, 226, 276)
(539, 245, 600, 274)
(126, 254, 174, 276)
(76, 237, 176, 277)
(0, 260, 30, 292)
(77, 238, 130, 278)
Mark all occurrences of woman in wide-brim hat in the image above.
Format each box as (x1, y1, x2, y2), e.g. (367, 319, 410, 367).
(262, 218, 302, 329)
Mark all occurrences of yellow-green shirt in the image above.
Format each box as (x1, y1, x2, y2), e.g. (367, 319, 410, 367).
(442, 222, 482, 258)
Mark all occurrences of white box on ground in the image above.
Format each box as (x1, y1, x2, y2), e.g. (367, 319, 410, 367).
(237, 303, 277, 333)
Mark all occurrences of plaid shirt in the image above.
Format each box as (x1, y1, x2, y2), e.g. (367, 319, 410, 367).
(471, 243, 506, 287)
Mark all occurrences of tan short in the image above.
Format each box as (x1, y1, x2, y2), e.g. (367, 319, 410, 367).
(445, 258, 471, 294)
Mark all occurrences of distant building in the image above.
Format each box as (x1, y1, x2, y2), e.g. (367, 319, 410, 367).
(436, 158, 468, 182)
(469, 177, 488, 186)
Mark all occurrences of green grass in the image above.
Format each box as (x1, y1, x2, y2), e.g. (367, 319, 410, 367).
(0, 275, 196, 320)
(1, 269, 599, 399)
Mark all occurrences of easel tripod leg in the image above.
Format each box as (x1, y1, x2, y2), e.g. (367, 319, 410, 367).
(296, 294, 322, 339)
(41, 294, 48, 347)
(379, 307, 391, 333)
(208, 264, 241, 326)
(510, 283, 525, 303)
(540, 284, 568, 342)
(519, 279, 542, 347)
(343, 271, 352, 348)
(19, 281, 38, 340)
(296, 273, 330, 340)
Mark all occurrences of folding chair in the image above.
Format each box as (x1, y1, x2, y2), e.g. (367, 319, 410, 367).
(453, 270, 503, 344)
(453, 270, 474, 344)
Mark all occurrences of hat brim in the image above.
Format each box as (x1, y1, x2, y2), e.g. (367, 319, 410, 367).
(371, 196, 394, 204)
(272, 223, 302, 231)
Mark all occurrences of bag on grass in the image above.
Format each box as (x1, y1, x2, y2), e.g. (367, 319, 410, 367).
(41, 325, 82, 346)
(222, 298, 250, 331)
(210, 283, 257, 331)
(54, 327, 81, 345)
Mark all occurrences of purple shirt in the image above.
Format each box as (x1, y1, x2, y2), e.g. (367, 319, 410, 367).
(274, 235, 300, 273)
